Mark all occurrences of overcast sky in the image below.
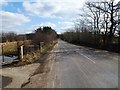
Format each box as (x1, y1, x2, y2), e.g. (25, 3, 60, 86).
(0, 0, 119, 34)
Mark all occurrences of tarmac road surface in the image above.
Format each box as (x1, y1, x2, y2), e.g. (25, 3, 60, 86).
(49, 39, 118, 88)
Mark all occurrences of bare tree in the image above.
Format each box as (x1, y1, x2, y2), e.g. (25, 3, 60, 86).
(86, 2, 102, 33)
(87, 0, 120, 45)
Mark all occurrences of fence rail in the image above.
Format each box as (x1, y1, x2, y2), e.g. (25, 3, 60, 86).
(18, 42, 44, 61)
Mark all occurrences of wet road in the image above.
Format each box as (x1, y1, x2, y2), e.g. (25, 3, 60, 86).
(51, 39, 118, 88)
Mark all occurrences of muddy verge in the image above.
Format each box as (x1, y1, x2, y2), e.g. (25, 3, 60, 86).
(21, 53, 52, 88)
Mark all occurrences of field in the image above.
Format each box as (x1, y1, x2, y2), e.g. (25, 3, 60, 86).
(0, 42, 17, 56)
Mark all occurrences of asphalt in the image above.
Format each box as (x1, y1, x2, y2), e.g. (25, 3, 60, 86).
(51, 39, 118, 88)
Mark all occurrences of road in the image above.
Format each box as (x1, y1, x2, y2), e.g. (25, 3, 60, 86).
(49, 39, 118, 88)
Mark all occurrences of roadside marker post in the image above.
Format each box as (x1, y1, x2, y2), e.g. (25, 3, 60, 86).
(20, 45, 24, 60)
(18, 45, 24, 61)
(40, 42, 44, 53)
(1, 44, 5, 62)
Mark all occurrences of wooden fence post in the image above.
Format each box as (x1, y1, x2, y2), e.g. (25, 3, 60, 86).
(21, 45, 23, 60)
(40, 42, 44, 53)
(1, 44, 4, 62)
(18, 45, 24, 61)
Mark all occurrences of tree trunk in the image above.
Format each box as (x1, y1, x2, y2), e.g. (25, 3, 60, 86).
(107, 1, 114, 48)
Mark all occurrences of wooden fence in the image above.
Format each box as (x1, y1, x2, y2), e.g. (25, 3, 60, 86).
(18, 42, 44, 61)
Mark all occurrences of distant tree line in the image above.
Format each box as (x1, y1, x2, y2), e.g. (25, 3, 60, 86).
(61, 0, 120, 52)
(1, 26, 57, 45)
(1, 32, 27, 43)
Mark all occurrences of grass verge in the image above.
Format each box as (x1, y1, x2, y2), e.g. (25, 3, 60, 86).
(5, 40, 57, 67)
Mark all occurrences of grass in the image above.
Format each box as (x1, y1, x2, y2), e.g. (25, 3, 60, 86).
(1, 43, 17, 56)
(11, 40, 57, 66)
(1, 40, 32, 56)
(23, 42, 56, 63)
(23, 50, 41, 63)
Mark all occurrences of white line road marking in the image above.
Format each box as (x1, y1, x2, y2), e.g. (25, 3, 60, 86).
(80, 53, 96, 63)
(50, 61, 55, 88)
(52, 80, 55, 88)
(51, 60, 55, 88)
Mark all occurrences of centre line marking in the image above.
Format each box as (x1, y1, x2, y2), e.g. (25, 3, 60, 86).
(80, 53, 96, 63)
